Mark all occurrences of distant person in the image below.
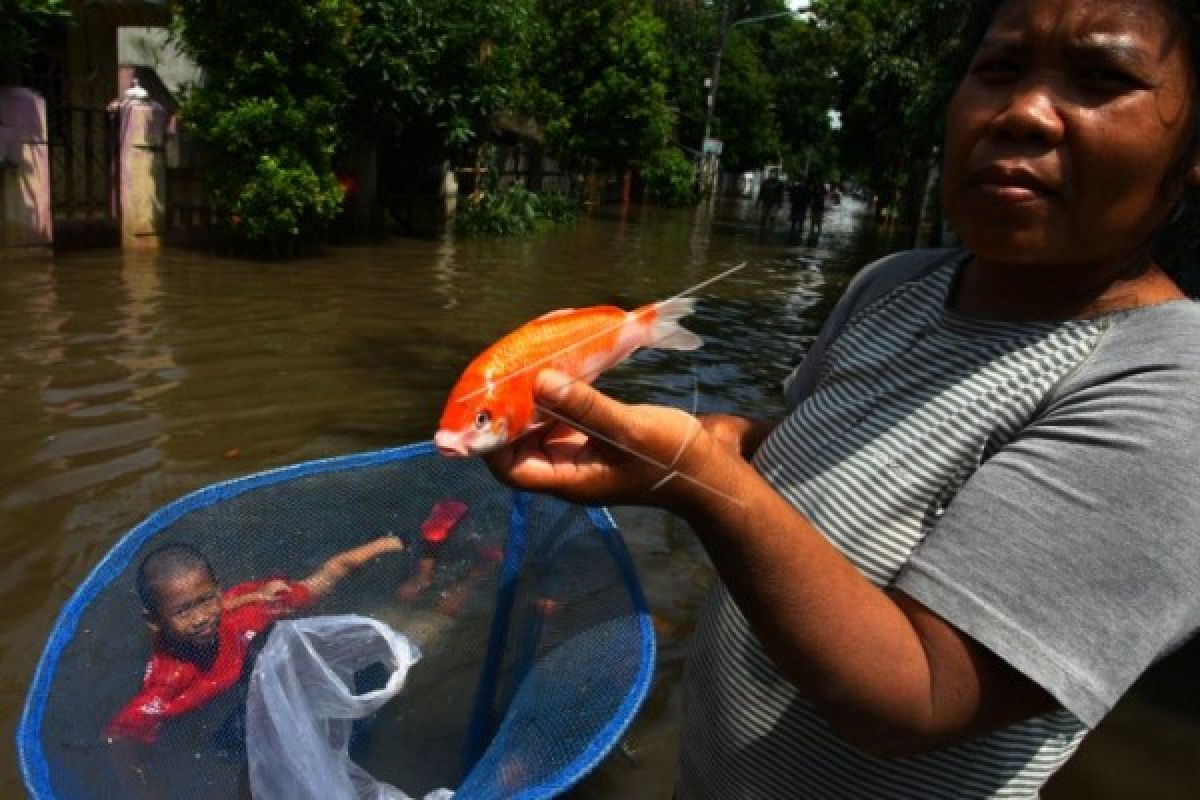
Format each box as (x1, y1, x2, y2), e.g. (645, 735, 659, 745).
(757, 174, 785, 227)
(107, 536, 402, 743)
(808, 178, 827, 238)
(787, 180, 812, 236)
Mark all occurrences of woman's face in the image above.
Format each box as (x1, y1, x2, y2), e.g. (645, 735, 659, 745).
(943, 0, 1197, 275)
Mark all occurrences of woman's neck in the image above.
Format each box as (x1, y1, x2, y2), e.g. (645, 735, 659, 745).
(950, 255, 1185, 321)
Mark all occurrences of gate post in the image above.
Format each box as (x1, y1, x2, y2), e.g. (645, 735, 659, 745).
(0, 87, 53, 251)
(112, 87, 166, 250)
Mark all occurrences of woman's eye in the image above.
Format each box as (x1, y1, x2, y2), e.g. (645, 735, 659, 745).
(971, 57, 1020, 80)
(474, 410, 492, 430)
(1077, 67, 1142, 91)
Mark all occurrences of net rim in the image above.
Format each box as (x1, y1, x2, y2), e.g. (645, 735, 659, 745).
(17, 442, 658, 799)
(18, 441, 437, 798)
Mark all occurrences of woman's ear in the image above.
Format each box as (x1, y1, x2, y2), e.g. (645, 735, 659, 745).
(1189, 161, 1200, 187)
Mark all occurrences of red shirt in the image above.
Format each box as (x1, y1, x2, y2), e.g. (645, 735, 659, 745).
(107, 579, 313, 743)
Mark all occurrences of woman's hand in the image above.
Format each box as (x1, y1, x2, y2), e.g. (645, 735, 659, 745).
(483, 370, 734, 513)
(699, 413, 778, 459)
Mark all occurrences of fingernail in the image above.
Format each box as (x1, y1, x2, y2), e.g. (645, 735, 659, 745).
(537, 370, 571, 404)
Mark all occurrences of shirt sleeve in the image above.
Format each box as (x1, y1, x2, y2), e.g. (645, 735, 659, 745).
(782, 249, 962, 409)
(222, 580, 314, 636)
(895, 312, 1200, 728)
(277, 580, 313, 611)
(106, 658, 189, 744)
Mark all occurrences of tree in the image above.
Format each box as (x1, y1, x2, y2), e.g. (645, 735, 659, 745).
(763, 17, 840, 179)
(173, 0, 357, 252)
(712, 30, 781, 169)
(526, 0, 674, 174)
(0, 0, 70, 84)
(347, 0, 533, 179)
(818, 0, 978, 239)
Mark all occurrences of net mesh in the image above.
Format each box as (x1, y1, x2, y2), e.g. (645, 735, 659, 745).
(19, 443, 655, 800)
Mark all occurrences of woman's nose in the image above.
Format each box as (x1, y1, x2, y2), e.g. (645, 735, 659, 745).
(992, 77, 1066, 145)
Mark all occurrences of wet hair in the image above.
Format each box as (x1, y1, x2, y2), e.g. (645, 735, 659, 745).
(136, 543, 217, 614)
(960, 0, 1200, 294)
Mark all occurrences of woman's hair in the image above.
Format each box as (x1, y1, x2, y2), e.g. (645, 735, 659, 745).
(1155, 0, 1200, 294)
(959, 0, 1200, 294)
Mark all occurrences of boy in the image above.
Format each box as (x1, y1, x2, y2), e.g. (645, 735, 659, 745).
(107, 535, 402, 743)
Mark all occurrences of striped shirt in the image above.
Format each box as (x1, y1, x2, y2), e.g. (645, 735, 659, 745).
(678, 250, 1200, 798)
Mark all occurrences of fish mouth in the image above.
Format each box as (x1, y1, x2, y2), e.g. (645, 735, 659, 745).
(434, 430, 469, 457)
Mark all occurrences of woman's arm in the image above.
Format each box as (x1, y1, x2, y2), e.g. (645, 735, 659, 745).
(699, 413, 778, 460)
(487, 370, 1056, 755)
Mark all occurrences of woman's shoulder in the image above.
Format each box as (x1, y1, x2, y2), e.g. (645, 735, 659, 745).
(1096, 299, 1200, 364)
(836, 248, 962, 318)
(1049, 299, 1200, 407)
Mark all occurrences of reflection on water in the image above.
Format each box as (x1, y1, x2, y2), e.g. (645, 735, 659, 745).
(1, 198, 1195, 798)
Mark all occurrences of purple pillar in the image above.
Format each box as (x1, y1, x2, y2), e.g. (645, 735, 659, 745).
(0, 87, 53, 250)
(112, 90, 167, 250)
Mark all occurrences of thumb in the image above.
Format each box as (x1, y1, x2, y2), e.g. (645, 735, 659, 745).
(534, 369, 630, 439)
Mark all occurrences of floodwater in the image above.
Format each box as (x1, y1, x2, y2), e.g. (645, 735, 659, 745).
(2, 197, 1197, 799)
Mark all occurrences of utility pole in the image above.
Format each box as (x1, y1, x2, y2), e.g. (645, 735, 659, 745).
(696, 5, 811, 195)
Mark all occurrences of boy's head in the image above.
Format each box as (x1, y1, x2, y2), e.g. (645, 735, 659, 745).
(137, 544, 221, 652)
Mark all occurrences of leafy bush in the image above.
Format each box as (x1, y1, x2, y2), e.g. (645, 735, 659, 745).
(225, 154, 343, 245)
(642, 148, 697, 207)
(454, 184, 578, 237)
(0, 0, 70, 82)
(537, 191, 581, 223)
(174, 0, 354, 253)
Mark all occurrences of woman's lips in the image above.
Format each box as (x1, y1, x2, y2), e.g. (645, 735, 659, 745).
(969, 164, 1058, 202)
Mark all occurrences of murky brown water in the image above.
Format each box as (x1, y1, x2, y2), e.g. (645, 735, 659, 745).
(2, 198, 1197, 798)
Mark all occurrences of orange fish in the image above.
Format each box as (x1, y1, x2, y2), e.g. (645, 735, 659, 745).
(435, 298, 702, 456)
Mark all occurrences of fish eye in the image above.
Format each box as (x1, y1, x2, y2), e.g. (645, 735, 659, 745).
(474, 410, 492, 431)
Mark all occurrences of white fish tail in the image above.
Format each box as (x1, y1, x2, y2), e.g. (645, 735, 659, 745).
(650, 297, 703, 351)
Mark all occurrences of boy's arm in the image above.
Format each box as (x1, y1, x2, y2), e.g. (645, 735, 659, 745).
(222, 579, 290, 611)
(297, 535, 404, 601)
(107, 662, 188, 744)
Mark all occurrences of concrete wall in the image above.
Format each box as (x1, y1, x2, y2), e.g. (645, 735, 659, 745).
(0, 87, 53, 251)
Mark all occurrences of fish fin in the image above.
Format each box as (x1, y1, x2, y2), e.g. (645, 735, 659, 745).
(650, 297, 704, 351)
(534, 308, 577, 322)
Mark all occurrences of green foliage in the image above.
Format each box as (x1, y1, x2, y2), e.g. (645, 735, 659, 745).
(817, 0, 979, 232)
(766, 17, 841, 178)
(537, 191, 581, 223)
(713, 30, 782, 169)
(173, 0, 356, 251)
(642, 148, 697, 207)
(527, 0, 673, 172)
(348, 0, 533, 159)
(454, 183, 579, 237)
(0, 0, 70, 81)
(225, 154, 344, 243)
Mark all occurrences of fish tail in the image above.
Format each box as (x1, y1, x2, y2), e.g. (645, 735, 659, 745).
(648, 297, 704, 351)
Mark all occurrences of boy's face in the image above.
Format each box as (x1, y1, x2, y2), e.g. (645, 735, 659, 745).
(146, 568, 222, 651)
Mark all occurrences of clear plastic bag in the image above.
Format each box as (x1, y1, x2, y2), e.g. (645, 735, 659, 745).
(246, 614, 454, 800)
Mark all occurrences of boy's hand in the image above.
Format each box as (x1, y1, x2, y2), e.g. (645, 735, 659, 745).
(223, 580, 290, 610)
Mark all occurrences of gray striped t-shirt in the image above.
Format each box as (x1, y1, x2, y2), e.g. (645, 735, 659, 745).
(678, 249, 1200, 799)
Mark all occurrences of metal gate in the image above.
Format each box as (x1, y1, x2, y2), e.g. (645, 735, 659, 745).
(47, 105, 118, 227)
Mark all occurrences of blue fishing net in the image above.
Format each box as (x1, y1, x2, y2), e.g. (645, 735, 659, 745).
(18, 442, 655, 799)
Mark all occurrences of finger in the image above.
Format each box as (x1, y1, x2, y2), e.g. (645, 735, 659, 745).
(535, 369, 632, 444)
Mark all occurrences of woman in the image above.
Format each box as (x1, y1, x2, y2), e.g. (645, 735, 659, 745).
(487, 0, 1200, 796)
